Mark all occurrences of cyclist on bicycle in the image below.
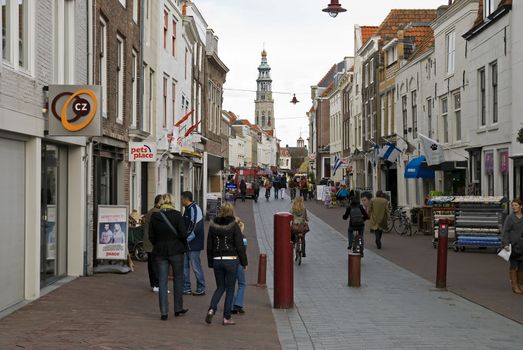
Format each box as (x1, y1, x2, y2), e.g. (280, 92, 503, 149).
(290, 197, 309, 257)
(343, 198, 368, 255)
(264, 177, 272, 201)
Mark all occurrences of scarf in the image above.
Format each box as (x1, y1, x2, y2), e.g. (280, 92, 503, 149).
(160, 204, 176, 210)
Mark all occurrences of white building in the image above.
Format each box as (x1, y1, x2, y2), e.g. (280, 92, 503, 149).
(432, 0, 479, 195)
(463, 0, 513, 198)
(1, 0, 88, 312)
(511, 0, 523, 200)
(279, 148, 291, 171)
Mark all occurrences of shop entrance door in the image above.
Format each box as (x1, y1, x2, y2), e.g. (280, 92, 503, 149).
(40, 143, 67, 287)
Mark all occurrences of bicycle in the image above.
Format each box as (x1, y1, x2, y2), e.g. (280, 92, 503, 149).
(350, 229, 364, 257)
(384, 207, 402, 233)
(294, 233, 305, 265)
(393, 210, 415, 236)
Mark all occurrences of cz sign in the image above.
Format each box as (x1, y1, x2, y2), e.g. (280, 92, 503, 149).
(129, 142, 157, 162)
(48, 85, 101, 136)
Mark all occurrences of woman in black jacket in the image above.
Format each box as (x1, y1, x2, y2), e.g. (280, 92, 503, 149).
(205, 203, 248, 325)
(149, 193, 188, 320)
(342, 198, 369, 255)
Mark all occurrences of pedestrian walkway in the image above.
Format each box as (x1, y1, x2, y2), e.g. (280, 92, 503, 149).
(254, 193, 523, 349)
(0, 201, 280, 350)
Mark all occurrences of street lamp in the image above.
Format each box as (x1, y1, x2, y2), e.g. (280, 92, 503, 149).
(322, 0, 347, 18)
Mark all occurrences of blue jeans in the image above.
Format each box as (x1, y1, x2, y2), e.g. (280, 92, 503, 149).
(156, 254, 184, 315)
(183, 250, 206, 293)
(209, 259, 239, 320)
(232, 263, 246, 309)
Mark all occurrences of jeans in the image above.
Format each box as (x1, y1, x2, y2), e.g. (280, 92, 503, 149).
(373, 229, 383, 247)
(274, 188, 279, 199)
(156, 253, 184, 315)
(209, 259, 239, 320)
(183, 250, 206, 293)
(232, 263, 246, 309)
(254, 190, 259, 202)
(348, 227, 364, 249)
(301, 189, 308, 200)
(147, 251, 159, 288)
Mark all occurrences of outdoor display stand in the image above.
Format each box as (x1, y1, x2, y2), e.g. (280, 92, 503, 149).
(452, 196, 507, 252)
(205, 193, 222, 221)
(429, 196, 456, 249)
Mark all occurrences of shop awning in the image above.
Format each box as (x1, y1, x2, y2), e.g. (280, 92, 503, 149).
(404, 156, 435, 179)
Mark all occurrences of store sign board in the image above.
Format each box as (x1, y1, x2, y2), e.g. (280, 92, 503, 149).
(97, 205, 128, 260)
(129, 142, 157, 162)
(48, 85, 101, 136)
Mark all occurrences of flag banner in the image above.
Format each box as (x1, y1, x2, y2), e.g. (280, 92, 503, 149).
(372, 144, 380, 167)
(333, 156, 343, 176)
(379, 142, 401, 163)
(419, 133, 444, 165)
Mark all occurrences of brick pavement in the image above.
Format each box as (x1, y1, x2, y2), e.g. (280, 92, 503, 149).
(0, 201, 280, 350)
(254, 191, 523, 350)
(304, 199, 523, 325)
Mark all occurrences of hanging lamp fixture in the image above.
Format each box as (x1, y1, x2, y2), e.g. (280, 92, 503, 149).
(322, 0, 347, 18)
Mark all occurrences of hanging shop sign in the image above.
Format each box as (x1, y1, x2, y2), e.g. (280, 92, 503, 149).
(97, 205, 128, 260)
(48, 85, 101, 136)
(129, 142, 157, 162)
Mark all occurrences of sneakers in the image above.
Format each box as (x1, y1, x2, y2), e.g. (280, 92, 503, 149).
(205, 309, 215, 324)
(223, 318, 236, 325)
(160, 314, 168, 321)
(192, 290, 206, 296)
(183, 290, 192, 295)
(231, 306, 245, 314)
(152, 287, 159, 292)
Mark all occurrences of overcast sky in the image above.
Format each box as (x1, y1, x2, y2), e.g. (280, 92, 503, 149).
(195, 0, 447, 148)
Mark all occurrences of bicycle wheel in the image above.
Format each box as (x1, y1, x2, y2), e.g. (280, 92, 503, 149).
(384, 216, 394, 233)
(394, 217, 407, 235)
(134, 242, 148, 261)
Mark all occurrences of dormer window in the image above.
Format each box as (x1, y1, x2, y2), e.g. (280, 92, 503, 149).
(484, 0, 497, 18)
(383, 39, 398, 66)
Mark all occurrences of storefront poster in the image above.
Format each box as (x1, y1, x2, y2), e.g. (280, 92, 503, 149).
(46, 205, 56, 260)
(484, 151, 494, 174)
(499, 150, 509, 174)
(97, 205, 128, 260)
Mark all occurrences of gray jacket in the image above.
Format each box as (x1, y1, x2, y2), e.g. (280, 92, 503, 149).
(502, 213, 523, 255)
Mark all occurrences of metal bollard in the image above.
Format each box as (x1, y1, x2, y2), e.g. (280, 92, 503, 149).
(348, 252, 361, 287)
(273, 212, 294, 308)
(257, 253, 267, 287)
(436, 219, 449, 289)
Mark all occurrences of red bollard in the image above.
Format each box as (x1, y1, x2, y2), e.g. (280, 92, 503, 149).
(348, 252, 361, 287)
(257, 254, 267, 287)
(273, 212, 294, 308)
(436, 219, 449, 289)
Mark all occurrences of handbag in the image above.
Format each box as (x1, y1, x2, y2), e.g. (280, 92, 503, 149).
(291, 222, 310, 235)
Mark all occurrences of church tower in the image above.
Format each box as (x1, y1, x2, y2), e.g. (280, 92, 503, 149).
(255, 49, 275, 135)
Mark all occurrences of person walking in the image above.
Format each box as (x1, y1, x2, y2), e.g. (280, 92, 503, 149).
(205, 203, 248, 325)
(290, 197, 309, 257)
(368, 190, 389, 249)
(181, 191, 206, 296)
(231, 217, 248, 314)
(252, 178, 261, 203)
(279, 176, 287, 200)
(264, 177, 272, 201)
(143, 194, 162, 292)
(343, 198, 369, 255)
(299, 178, 308, 200)
(273, 176, 280, 199)
(149, 194, 189, 320)
(239, 179, 247, 202)
(502, 198, 523, 294)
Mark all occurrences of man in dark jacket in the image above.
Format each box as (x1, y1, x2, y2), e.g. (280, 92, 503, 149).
(239, 179, 247, 202)
(181, 191, 206, 296)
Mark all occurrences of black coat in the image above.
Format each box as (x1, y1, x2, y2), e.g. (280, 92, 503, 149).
(149, 208, 188, 256)
(342, 205, 369, 229)
(207, 216, 248, 268)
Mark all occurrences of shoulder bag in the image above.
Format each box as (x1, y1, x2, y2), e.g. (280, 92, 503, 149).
(160, 211, 181, 238)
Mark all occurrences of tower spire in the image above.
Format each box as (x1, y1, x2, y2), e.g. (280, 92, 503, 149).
(255, 47, 275, 134)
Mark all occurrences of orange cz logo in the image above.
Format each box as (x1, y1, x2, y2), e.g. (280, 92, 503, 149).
(51, 89, 98, 132)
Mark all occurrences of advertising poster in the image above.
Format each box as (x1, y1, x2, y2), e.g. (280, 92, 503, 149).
(46, 205, 56, 260)
(97, 205, 128, 260)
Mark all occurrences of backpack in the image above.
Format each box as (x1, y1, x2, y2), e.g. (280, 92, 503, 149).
(349, 206, 365, 227)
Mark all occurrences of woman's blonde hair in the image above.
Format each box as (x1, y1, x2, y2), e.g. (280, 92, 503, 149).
(292, 197, 305, 212)
(161, 193, 175, 205)
(219, 202, 236, 218)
